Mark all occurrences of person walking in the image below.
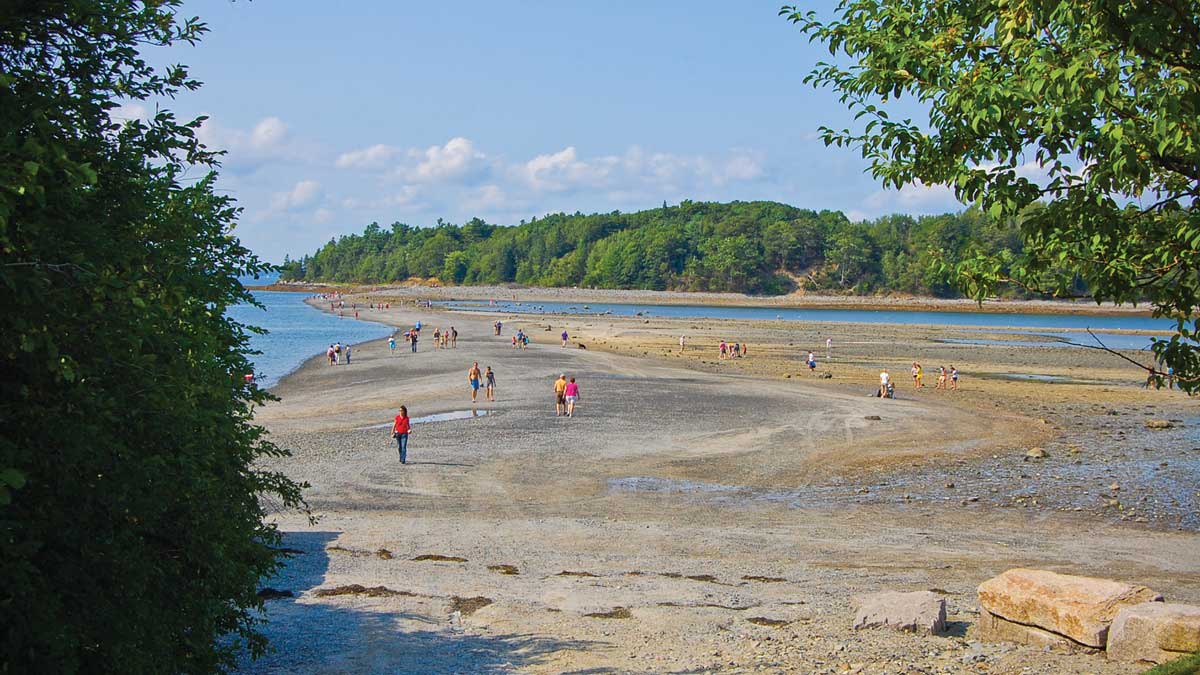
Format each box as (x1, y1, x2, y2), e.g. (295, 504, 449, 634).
(554, 374, 568, 416)
(826, 337, 832, 360)
(333, 342, 342, 364)
(561, 329, 569, 347)
(880, 369, 890, 397)
(327, 344, 336, 366)
(679, 335, 686, 352)
(392, 406, 411, 464)
(451, 326, 458, 348)
(388, 336, 396, 354)
(807, 351, 817, 373)
(564, 377, 580, 417)
(344, 344, 352, 365)
(410, 330, 418, 353)
(950, 366, 959, 391)
(485, 366, 496, 401)
(468, 362, 482, 403)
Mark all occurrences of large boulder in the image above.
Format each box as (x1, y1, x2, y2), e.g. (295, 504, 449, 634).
(977, 568, 1162, 648)
(853, 590, 946, 635)
(1107, 603, 1200, 664)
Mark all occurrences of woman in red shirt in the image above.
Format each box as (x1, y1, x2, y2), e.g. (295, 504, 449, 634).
(392, 406, 411, 464)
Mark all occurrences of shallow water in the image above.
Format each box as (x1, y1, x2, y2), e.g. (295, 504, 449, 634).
(361, 409, 493, 430)
(443, 299, 1181, 351)
(228, 291, 393, 388)
(441, 299, 1174, 331)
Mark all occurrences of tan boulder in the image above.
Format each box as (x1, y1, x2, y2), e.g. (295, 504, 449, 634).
(1107, 603, 1200, 664)
(977, 609, 1095, 652)
(853, 590, 946, 634)
(977, 568, 1162, 648)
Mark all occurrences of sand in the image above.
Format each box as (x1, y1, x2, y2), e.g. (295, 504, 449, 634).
(241, 293, 1198, 674)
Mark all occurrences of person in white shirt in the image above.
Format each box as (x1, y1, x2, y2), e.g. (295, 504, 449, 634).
(879, 370, 890, 397)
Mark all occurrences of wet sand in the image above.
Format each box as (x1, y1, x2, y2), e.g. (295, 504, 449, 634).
(244, 294, 1198, 674)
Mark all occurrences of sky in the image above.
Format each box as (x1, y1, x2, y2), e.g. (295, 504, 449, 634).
(129, 1, 965, 263)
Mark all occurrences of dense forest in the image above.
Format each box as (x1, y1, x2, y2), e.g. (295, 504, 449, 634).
(279, 200, 1030, 297)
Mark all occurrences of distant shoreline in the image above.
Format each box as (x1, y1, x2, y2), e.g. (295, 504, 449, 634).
(246, 281, 1156, 317)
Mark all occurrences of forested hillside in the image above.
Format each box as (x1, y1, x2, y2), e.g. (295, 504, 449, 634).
(279, 200, 1028, 296)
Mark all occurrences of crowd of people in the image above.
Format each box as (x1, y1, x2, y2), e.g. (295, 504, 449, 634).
(374, 316, 585, 465)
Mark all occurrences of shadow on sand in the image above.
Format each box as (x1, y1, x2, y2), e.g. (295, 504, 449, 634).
(237, 531, 597, 674)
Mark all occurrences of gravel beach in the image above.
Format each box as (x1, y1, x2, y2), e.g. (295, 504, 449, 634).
(243, 292, 1198, 674)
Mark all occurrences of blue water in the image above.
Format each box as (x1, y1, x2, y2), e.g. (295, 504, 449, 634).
(442, 299, 1173, 331)
(442, 299, 1182, 351)
(228, 291, 393, 388)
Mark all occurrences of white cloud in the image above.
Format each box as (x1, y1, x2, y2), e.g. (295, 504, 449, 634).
(196, 115, 300, 168)
(863, 180, 960, 213)
(109, 102, 148, 124)
(380, 185, 421, 207)
(514, 145, 763, 194)
(466, 184, 508, 210)
(249, 117, 288, 150)
(270, 179, 322, 211)
(312, 208, 336, 225)
(406, 137, 489, 183)
(520, 147, 607, 192)
(335, 143, 402, 170)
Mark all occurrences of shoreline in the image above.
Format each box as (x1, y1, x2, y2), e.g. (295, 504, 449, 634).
(248, 281, 1158, 317)
(248, 291, 1196, 675)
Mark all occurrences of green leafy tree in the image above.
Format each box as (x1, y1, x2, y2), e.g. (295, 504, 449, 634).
(1, 2, 306, 672)
(784, 0, 1200, 390)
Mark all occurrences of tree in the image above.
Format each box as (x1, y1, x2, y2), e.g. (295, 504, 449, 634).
(785, 0, 1200, 390)
(1, 3, 306, 672)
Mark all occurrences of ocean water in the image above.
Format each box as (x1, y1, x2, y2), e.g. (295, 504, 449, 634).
(441, 299, 1182, 351)
(228, 291, 393, 388)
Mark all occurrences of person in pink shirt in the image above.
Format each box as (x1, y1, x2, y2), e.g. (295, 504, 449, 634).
(564, 377, 580, 417)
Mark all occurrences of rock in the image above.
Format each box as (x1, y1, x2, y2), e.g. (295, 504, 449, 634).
(1025, 447, 1048, 460)
(1107, 603, 1200, 664)
(853, 590, 946, 635)
(864, 415, 882, 421)
(1145, 419, 1174, 429)
(977, 568, 1162, 648)
(977, 609, 1083, 650)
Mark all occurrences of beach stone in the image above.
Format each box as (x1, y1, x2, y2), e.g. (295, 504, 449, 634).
(977, 568, 1162, 648)
(977, 609, 1084, 650)
(853, 590, 946, 634)
(1145, 419, 1174, 429)
(1107, 603, 1200, 664)
(1024, 447, 1048, 460)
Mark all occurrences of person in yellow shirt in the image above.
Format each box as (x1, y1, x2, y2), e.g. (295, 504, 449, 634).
(554, 374, 568, 416)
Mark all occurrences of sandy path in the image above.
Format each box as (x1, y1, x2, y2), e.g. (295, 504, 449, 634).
(240, 301, 1199, 675)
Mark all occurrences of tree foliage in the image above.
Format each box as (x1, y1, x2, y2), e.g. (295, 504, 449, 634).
(783, 0, 1200, 390)
(1, 2, 305, 672)
(281, 201, 1024, 298)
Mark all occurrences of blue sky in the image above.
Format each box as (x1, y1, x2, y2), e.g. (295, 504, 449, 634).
(131, 1, 964, 262)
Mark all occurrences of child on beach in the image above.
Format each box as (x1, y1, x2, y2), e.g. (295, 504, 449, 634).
(392, 406, 411, 464)
(807, 351, 817, 372)
(485, 367, 496, 401)
(951, 366, 959, 390)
